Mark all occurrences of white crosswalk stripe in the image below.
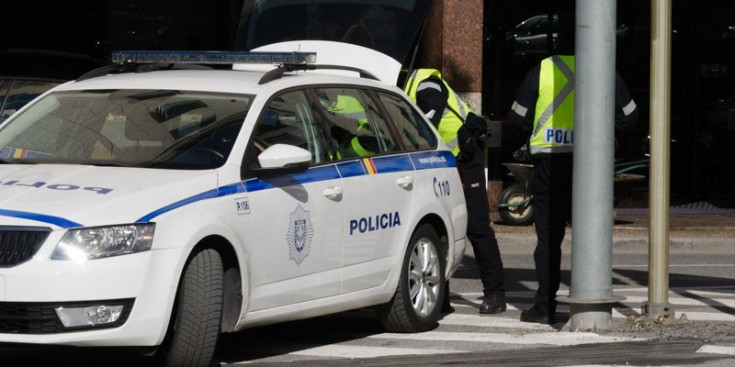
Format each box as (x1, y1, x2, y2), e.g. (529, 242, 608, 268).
(368, 329, 636, 346)
(226, 287, 734, 364)
(454, 288, 735, 322)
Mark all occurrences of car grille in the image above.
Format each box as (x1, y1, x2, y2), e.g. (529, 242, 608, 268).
(0, 302, 63, 334)
(0, 227, 50, 267)
(0, 299, 135, 334)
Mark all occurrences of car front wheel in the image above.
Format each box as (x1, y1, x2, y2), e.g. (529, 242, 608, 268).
(162, 248, 223, 367)
(378, 224, 445, 333)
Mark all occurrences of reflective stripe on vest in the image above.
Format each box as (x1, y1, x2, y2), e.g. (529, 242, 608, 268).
(530, 55, 575, 154)
(404, 69, 470, 156)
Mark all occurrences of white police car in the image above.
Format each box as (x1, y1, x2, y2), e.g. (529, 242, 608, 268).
(0, 47, 467, 366)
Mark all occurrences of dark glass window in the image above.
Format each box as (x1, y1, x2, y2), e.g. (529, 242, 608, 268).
(312, 87, 396, 160)
(376, 91, 437, 152)
(247, 90, 326, 166)
(236, 0, 431, 65)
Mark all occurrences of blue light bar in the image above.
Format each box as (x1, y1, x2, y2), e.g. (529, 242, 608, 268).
(111, 51, 317, 65)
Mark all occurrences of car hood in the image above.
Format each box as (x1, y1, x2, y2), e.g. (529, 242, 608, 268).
(0, 165, 217, 229)
(235, 0, 435, 86)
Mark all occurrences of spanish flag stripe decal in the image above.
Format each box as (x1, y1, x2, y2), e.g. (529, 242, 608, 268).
(363, 158, 377, 175)
(13, 148, 27, 159)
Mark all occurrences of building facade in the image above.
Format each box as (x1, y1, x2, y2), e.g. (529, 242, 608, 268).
(1, 0, 733, 205)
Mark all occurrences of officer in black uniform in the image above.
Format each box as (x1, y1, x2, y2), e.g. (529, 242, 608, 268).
(415, 76, 507, 315)
(509, 33, 639, 324)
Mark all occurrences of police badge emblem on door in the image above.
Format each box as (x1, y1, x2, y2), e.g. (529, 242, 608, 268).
(287, 204, 314, 265)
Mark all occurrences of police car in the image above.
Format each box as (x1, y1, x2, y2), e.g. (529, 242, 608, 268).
(0, 45, 467, 366)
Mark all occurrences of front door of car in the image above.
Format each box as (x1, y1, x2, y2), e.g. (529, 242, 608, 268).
(244, 89, 344, 311)
(312, 87, 415, 293)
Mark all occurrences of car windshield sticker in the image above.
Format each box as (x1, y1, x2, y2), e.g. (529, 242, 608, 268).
(105, 112, 127, 122)
(286, 204, 314, 265)
(0, 147, 54, 159)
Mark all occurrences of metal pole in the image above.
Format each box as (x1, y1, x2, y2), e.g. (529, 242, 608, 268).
(645, 0, 673, 320)
(560, 0, 622, 332)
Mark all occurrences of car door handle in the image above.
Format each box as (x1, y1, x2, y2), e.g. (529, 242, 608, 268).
(396, 175, 413, 190)
(323, 186, 343, 201)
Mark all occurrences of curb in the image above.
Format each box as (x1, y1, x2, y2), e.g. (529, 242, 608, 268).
(495, 233, 735, 252)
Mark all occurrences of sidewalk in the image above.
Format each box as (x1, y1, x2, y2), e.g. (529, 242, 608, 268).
(490, 212, 735, 251)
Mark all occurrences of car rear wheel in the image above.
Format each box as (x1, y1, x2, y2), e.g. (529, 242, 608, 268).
(163, 248, 223, 367)
(378, 224, 445, 333)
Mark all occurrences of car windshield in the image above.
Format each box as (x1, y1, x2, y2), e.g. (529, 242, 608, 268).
(0, 89, 253, 169)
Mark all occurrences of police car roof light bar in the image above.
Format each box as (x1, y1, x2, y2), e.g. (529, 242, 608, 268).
(111, 50, 317, 65)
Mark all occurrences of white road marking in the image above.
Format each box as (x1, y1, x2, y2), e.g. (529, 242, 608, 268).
(291, 344, 464, 358)
(620, 295, 735, 307)
(368, 331, 637, 346)
(454, 289, 735, 323)
(697, 345, 735, 355)
(614, 264, 735, 268)
(439, 313, 553, 330)
(231, 287, 735, 364)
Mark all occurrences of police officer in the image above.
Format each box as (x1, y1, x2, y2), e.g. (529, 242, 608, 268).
(509, 51, 638, 324)
(405, 69, 507, 315)
(327, 94, 378, 158)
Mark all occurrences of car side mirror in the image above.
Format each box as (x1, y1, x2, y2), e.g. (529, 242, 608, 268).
(244, 144, 312, 178)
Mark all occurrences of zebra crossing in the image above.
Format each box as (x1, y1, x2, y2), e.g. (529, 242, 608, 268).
(454, 287, 735, 323)
(221, 286, 735, 366)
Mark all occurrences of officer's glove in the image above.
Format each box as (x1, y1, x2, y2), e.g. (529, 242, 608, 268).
(464, 112, 489, 142)
(457, 123, 475, 162)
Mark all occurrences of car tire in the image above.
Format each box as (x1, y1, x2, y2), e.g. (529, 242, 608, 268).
(163, 248, 223, 367)
(378, 224, 445, 333)
(498, 184, 533, 226)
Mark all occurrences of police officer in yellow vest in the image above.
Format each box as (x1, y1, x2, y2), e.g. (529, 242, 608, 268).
(327, 94, 378, 158)
(509, 53, 638, 324)
(405, 69, 507, 315)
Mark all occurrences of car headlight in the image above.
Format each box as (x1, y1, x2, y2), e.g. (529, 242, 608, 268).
(52, 223, 155, 261)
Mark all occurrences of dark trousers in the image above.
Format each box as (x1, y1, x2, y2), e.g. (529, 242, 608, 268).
(531, 153, 573, 313)
(458, 149, 505, 297)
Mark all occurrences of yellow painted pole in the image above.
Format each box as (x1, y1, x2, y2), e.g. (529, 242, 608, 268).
(646, 0, 673, 319)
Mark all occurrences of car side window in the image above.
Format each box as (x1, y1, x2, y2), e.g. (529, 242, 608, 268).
(313, 87, 396, 161)
(376, 92, 437, 151)
(247, 90, 326, 167)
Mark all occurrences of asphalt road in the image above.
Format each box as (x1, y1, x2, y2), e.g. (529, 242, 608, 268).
(2, 245, 732, 367)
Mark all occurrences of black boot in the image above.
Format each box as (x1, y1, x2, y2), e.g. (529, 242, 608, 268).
(479, 293, 506, 314)
(520, 304, 556, 324)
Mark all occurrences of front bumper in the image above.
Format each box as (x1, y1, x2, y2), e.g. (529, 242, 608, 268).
(0, 247, 184, 346)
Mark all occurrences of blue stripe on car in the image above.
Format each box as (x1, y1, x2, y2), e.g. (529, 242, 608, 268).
(373, 154, 414, 173)
(336, 161, 365, 178)
(0, 209, 82, 228)
(137, 151, 455, 222)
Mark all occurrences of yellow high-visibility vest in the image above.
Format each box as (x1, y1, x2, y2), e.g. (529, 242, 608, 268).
(404, 69, 470, 157)
(329, 95, 374, 158)
(530, 55, 575, 154)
